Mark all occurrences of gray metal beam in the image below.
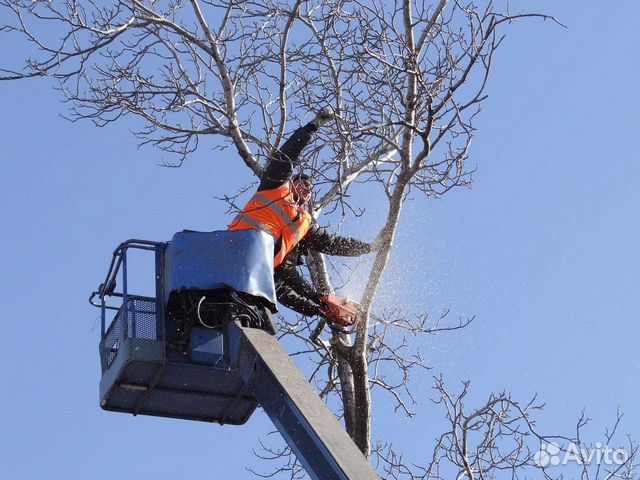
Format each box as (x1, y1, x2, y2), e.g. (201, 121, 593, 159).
(229, 322, 380, 480)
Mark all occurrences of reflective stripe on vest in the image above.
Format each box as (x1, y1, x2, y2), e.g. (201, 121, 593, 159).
(228, 183, 312, 267)
(230, 213, 275, 237)
(252, 193, 305, 244)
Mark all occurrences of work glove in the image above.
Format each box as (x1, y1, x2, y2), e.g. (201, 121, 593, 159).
(318, 295, 330, 316)
(311, 107, 334, 128)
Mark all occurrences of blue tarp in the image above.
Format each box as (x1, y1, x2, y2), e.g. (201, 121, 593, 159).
(163, 229, 277, 311)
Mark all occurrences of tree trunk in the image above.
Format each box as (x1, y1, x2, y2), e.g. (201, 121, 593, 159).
(351, 175, 412, 457)
(306, 250, 357, 438)
(350, 351, 371, 455)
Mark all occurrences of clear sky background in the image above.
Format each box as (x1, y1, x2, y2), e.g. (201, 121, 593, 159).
(0, 1, 638, 479)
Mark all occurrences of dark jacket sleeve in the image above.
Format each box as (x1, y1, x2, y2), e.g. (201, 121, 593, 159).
(258, 123, 318, 191)
(274, 261, 322, 316)
(299, 223, 372, 257)
(272, 224, 371, 317)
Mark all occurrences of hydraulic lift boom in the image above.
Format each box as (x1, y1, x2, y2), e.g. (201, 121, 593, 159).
(230, 321, 378, 480)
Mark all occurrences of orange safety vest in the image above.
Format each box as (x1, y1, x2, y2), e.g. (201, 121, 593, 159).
(228, 182, 313, 267)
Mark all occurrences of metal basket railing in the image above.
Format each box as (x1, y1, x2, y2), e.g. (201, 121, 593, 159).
(90, 239, 167, 373)
(98, 295, 158, 373)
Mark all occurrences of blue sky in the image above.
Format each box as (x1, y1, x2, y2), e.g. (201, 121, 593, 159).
(1, 1, 638, 478)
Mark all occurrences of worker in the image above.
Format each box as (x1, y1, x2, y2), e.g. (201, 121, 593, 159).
(228, 109, 382, 326)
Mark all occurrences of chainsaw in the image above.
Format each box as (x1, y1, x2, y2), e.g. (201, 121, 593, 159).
(318, 294, 362, 330)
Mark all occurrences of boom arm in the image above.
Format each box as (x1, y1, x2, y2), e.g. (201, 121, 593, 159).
(228, 321, 379, 480)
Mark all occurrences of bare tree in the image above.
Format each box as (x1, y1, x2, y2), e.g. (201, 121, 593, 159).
(6, 2, 629, 479)
(371, 379, 638, 480)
